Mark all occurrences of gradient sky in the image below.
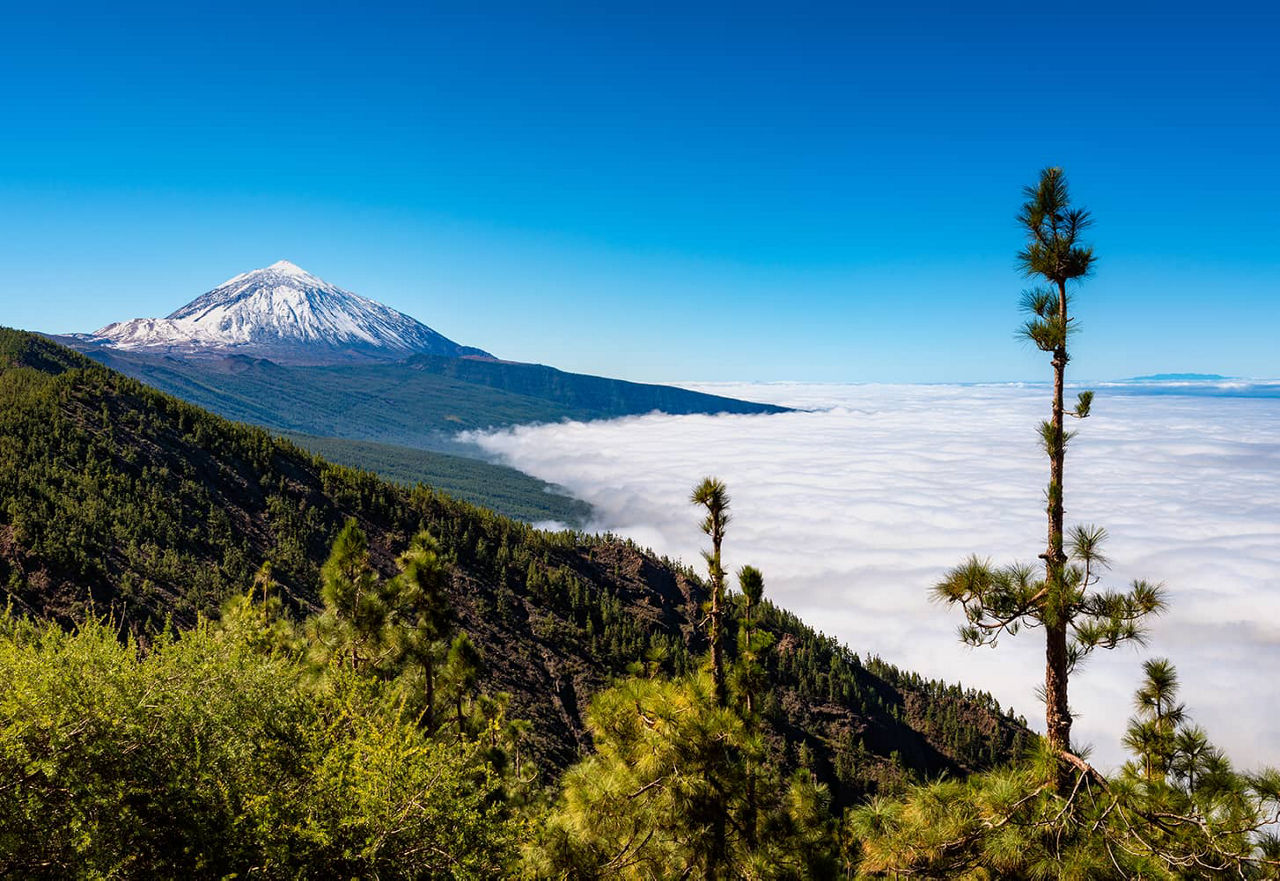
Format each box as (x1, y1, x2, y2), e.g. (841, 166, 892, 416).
(2, 1, 1276, 382)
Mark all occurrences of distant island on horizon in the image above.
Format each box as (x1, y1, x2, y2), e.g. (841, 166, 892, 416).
(1125, 372, 1231, 381)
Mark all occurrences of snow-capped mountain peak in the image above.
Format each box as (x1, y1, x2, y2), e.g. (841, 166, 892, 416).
(266, 259, 308, 276)
(88, 261, 490, 364)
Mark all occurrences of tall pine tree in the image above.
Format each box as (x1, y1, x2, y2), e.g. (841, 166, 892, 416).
(932, 168, 1164, 784)
(691, 477, 731, 707)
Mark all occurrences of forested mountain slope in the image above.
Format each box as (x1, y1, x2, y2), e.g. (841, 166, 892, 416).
(66, 343, 789, 451)
(0, 329, 1027, 802)
(279, 431, 592, 526)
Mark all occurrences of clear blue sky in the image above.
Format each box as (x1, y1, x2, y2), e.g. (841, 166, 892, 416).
(2, 1, 1276, 382)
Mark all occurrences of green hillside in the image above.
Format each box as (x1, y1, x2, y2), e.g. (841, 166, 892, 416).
(279, 432, 592, 526)
(67, 344, 788, 451)
(0, 328, 1025, 803)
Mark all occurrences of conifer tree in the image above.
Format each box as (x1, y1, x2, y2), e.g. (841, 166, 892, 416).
(1115, 660, 1280, 875)
(1122, 658, 1185, 783)
(313, 520, 390, 674)
(1019, 165, 1097, 760)
(444, 631, 485, 738)
(850, 659, 1280, 877)
(848, 170, 1280, 876)
(739, 565, 764, 628)
(691, 477, 731, 707)
(310, 520, 455, 730)
(933, 168, 1165, 780)
(735, 565, 769, 717)
(525, 672, 838, 879)
(392, 530, 452, 731)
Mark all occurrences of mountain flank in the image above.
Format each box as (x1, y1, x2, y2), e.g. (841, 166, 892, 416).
(280, 431, 592, 526)
(71, 345, 786, 451)
(60, 261, 788, 481)
(0, 328, 1026, 803)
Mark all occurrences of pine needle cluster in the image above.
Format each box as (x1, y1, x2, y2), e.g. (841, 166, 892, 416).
(850, 662, 1280, 878)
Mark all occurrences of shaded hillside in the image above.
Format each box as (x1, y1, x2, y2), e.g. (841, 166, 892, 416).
(0, 329, 1027, 803)
(63, 342, 788, 452)
(400, 353, 787, 418)
(279, 432, 591, 526)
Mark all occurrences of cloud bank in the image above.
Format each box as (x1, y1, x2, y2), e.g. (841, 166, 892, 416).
(466, 382, 1280, 770)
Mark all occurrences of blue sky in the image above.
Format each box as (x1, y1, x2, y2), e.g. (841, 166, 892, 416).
(1, 1, 1276, 382)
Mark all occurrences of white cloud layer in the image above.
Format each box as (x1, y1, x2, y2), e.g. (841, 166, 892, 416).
(466, 383, 1280, 770)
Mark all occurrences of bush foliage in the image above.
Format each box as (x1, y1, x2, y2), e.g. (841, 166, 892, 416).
(0, 602, 520, 879)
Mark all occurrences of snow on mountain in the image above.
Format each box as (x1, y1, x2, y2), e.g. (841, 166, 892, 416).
(88, 261, 490, 364)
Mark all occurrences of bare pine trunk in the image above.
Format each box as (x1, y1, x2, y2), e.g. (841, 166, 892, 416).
(709, 527, 728, 879)
(710, 530, 726, 707)
(1045, 279, 1073, 788)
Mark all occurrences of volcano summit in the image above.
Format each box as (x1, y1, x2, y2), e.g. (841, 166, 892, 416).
(85, 260, 490, 364)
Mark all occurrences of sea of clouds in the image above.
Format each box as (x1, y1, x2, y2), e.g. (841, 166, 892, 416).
(466, 382, 1280, 770)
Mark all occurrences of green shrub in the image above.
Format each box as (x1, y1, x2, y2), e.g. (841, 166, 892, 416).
(0, 607, 519, 879)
